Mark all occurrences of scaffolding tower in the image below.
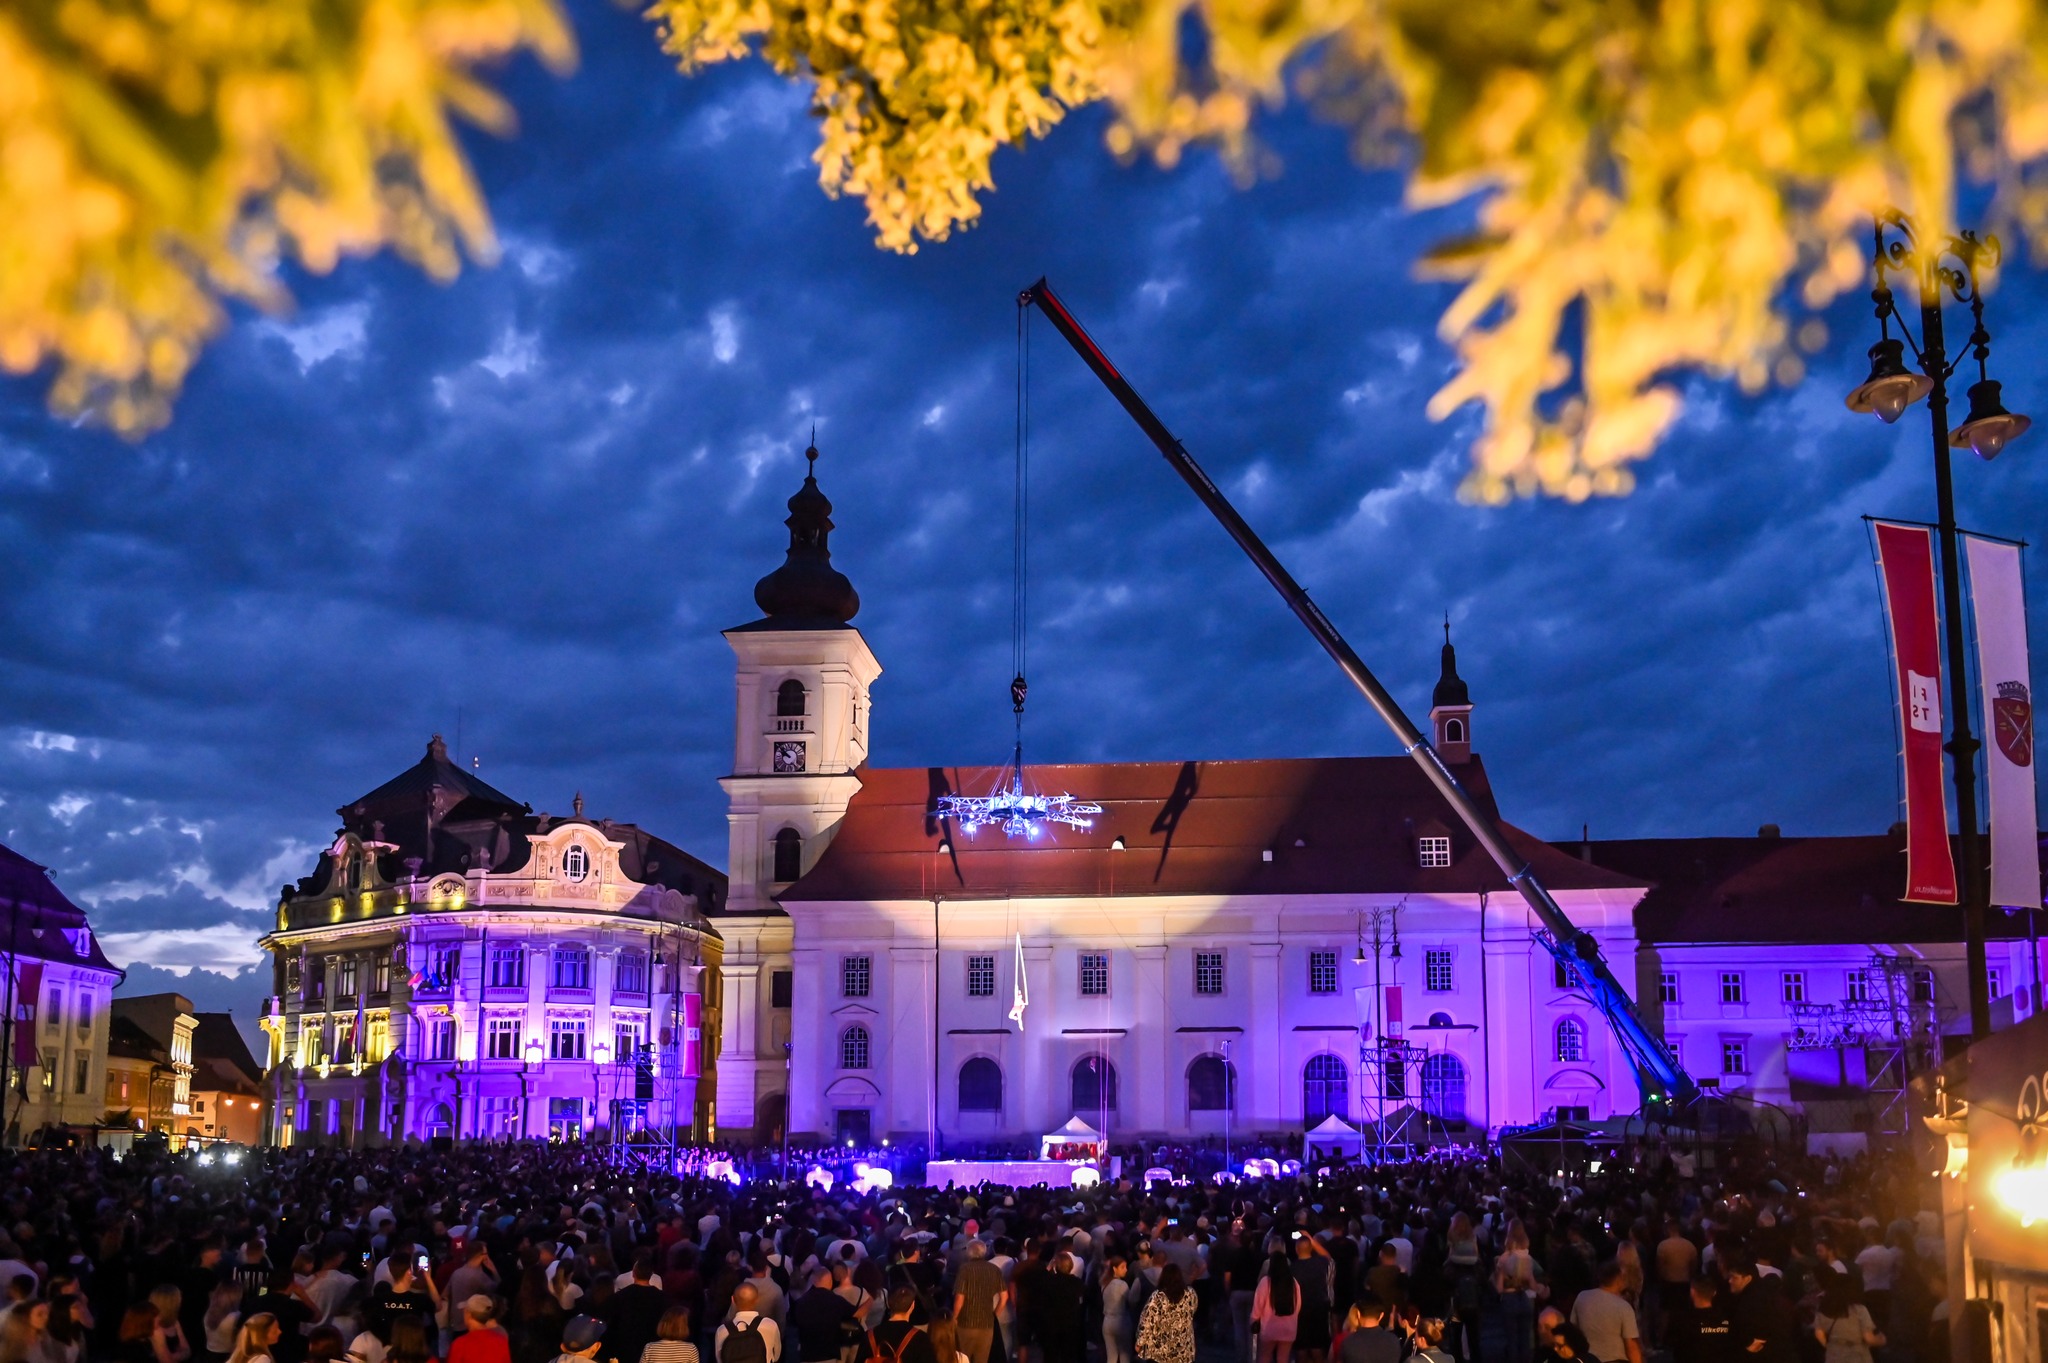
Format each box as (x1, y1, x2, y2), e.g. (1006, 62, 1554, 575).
(1784, 951, 1943, 1135)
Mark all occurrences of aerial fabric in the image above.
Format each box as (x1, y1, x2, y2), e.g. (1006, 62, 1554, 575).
(1874, 521, 1959, 904)
(1965, 536, 2039, 910)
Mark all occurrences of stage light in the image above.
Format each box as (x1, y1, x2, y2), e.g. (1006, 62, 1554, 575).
(936, 774, 1102, 839)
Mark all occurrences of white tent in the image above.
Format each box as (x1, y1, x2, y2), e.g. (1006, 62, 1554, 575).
(1305, 1113, 1366, 1157)
(1040, 1115, 1107, 1159)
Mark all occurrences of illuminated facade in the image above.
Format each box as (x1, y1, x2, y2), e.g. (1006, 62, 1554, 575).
(257, 742, 726, 1146)
(0, 842, 122, 1142)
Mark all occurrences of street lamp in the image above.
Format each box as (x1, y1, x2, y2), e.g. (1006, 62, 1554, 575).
(1847, 212, 2031, 1042)
(521, 1038, 542, 1140)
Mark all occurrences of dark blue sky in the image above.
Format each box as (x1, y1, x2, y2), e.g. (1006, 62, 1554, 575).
(3, 4, 2046, 1028)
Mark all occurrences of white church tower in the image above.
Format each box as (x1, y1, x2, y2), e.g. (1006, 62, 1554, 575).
(715, 443, 880, 1140)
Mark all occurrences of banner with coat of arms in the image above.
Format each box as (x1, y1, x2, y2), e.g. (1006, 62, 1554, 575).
(1965, 536, 2040, 910)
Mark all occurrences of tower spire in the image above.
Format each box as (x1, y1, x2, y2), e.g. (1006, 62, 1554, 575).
(751, 441, 859, 624)
(1431, 618, 1474, 763)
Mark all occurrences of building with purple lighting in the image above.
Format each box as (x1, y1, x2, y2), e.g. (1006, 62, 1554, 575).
(257, 745, 726, 1146)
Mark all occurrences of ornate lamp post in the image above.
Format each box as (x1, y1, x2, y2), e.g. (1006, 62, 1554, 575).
(1846, 213, 2031, 1042)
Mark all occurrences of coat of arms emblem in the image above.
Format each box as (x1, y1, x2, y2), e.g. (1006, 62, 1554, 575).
(1994, 680, 2034, 768)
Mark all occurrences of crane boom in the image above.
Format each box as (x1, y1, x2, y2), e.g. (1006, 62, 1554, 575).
(1021, 278, 1698, 1112)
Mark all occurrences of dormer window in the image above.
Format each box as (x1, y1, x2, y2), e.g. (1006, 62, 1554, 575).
(563, 845, 589, 881)
(776, 680, 807, 717)
(1417, 835, 1452, 868)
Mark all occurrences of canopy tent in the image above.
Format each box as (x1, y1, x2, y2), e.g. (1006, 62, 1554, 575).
(1040, 1115, 1107, 1160)
(1305, 1113, 1366, 1158)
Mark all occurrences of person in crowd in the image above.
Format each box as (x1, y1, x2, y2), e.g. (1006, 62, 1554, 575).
(1249, 1250, 1298, 1363)
(1097, 1256, 1133, 1363)
(1812, 1278, 1883, 1363)
(1133, 1266, 1196, 1363)
(1334, 1301, 1398, 1363)
(1029, 1257, 1083, 1363)
(606, 1257, 668, 1363)
(1665, 1279, 1732, 1363)
(641, 1309, 698, 1363)
(228, 1316, 283, 1363)
(1567, 1263, 1639, 1363)
(1724, 1261, 1795, 1363)
(714, 1285, 781, 1363)
(387, 1319, 438, 1363)
(552, 1318, 607, 1363)
(37, 1296, 83, 1363)
(1286, 1236, 1331, 1363)
(949, 1243, 1004, 1363)
(1492, 1222, 1542, 1363)
(450, 1300, 510, 1363)
(863, 1290, 933, 1363)
(203, 1284, 246, 1363)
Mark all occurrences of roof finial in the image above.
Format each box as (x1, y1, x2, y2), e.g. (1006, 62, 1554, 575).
(572, 791, 585, 818)
(1443, 611, 1451, 646)
(806, 425, 819, 473)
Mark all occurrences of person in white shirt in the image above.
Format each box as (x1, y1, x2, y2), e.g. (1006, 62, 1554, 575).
(714, 1286, 782, 1363)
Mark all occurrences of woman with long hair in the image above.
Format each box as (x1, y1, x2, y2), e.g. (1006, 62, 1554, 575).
(36, 1295, 83, 1363)
(1250, 1252, 1299, 1363)
(0, 1299, 50, 1363)
(1099, 1256, 1135, 1363)
(1491, 1223, 1541, 1363)
(226, 1315, 281, 1363)
(1444, 1214, 1483, 1363)
(512, 1250, 566, 1363)
(203, 1282, 245, 1363)
(386, 1318, 437, 1363)
(149, 1289, 193, 1363)
(640, 1307, 698, 1363)
(1813, 1279, 1883, 1363)
(1134, 1267, 1197, 1363)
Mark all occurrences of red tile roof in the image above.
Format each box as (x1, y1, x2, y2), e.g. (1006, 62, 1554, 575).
(1578, 833, 2043, 945)
(781, 756, 1647, 902)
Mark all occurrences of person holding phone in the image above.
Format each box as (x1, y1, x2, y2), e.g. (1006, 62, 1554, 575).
(372, 1254, 441, 1345)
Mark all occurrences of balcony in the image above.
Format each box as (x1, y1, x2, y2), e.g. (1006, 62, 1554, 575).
(772, 717, 807, 733)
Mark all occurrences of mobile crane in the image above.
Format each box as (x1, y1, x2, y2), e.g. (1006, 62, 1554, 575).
(1021, 278, 1699, 1113)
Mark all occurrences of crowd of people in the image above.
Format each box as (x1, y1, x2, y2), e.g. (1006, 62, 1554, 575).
(0, 1136, 1944, 1363)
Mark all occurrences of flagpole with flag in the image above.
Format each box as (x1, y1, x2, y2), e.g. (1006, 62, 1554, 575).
(1965, 535, 2040, 912)
(1874, 521, 1962, 903)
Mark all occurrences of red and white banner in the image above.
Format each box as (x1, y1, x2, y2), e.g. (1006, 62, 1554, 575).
(1966, 536, 2039, 909)
(1875, 522, 1959, 903)
(10, 962, 39, 1070)
(680, 991, 703, 1079)
(1384, 984, 1404, 1037)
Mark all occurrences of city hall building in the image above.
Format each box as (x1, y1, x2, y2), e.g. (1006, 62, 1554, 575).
(257, 745, 728, 1146)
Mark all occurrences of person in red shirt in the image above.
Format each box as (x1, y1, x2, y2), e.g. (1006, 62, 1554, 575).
(450, 1299, 512, 1363)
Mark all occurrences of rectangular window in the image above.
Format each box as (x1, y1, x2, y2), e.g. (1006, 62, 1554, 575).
(74, 992, 90, 1036)
(1416, 836, 1452, 869)
(428, 1017, 457, 1060)
(418, 943, 458, 991)
(615, 1018, 646, 1060)
(479, 1095, 520, 1136)
(1721, 1038, 1749, 1075)
(488, 945, 525, 989)
(1987, 968, 2004, 999)
(1080, 953, 1110, 997)
(1663, 1035, 1683, 1065)
(967, 955, 996, 998)
(485, 1016, 521, 1060)
(771, 970, 793, 1008)
(1425, 949, 1454, 993)
(551, 946, 591, 990)
(1309, 950, 1338, 995)
(841, 955, 872, 998)
(1780, 971, 1806, 1005)
(1720, 971, 1745, 1004)
(615, 951, 647, 994)
(338, 958, 359, 998)
(1194, 951, 1226, 996)
(549, 1016, 588, 1060)
(44, 988, 60, 1030)
(39, 1051, 53, 1089)
(1553, 957, 1573, 991)
(373, 954, 391, 994)
(1658, 972, 1680, 1005)
(73, 1054, 88, 1095)
(1846, 969, 1869, 1003)
(365, 1015, 389, 1063)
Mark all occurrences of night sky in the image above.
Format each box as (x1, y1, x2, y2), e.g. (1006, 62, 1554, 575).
(2, 5, 2046, 1031)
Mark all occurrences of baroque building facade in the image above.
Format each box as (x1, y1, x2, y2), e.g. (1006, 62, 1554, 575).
(0, 842, 122, 1141)
(709, 450, 2044, 1148)
(257, 744, 727, 1146)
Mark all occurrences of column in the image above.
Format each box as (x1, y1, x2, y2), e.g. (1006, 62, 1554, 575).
(718, 962, 761, 1133)
(1021, 944, 1054, 1136)
(1133, 944, 1169, 1134)
(890, 946, 929, 1136)
(1248, 942, 1283, 1126)
(1482, 897, 1532, 1130)
(788, 946, 825, 1139)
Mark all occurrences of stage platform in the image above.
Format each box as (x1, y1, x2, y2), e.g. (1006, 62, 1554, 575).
(924, 1159, 1097, 1189)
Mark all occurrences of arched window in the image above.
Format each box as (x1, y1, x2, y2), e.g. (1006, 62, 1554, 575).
(1187, 1055, 1237, 1112)
(1555, 1017, 1587, 1063)
(1421, 1053, 1469, 1124)
(773, 828, 803, 882)
(958, 1057, 1003, 1112)
(777, 680, 807, 717)
(1444, 716, 1466, 743)
(839, 1025, 870, 1070)
(1071, 1055, 1118, 1113)
(562, 845, 589, 881)
(1304, 1053, 1348, 1123)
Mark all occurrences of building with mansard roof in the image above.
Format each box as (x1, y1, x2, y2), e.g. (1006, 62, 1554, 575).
(256, 742, 726, 1146)
(0, 842, 122, 1142)
(710, 448, 2044, 1149)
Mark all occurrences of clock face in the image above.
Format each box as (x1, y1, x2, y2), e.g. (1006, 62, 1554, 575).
(773, 740, 807, 774)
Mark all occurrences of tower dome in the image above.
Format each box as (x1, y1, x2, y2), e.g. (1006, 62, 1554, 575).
(752, 443, 859, 625)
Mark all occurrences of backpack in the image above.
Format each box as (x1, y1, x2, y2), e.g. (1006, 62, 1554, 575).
(722, 1318, 769, 1363)
(863, 1328, 922, 1363)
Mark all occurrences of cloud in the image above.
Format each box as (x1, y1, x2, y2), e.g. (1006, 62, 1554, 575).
(0, 0, 2043, 1050)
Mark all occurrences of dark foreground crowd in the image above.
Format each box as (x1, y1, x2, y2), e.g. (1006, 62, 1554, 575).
(0, 1139, 1944, 1363)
